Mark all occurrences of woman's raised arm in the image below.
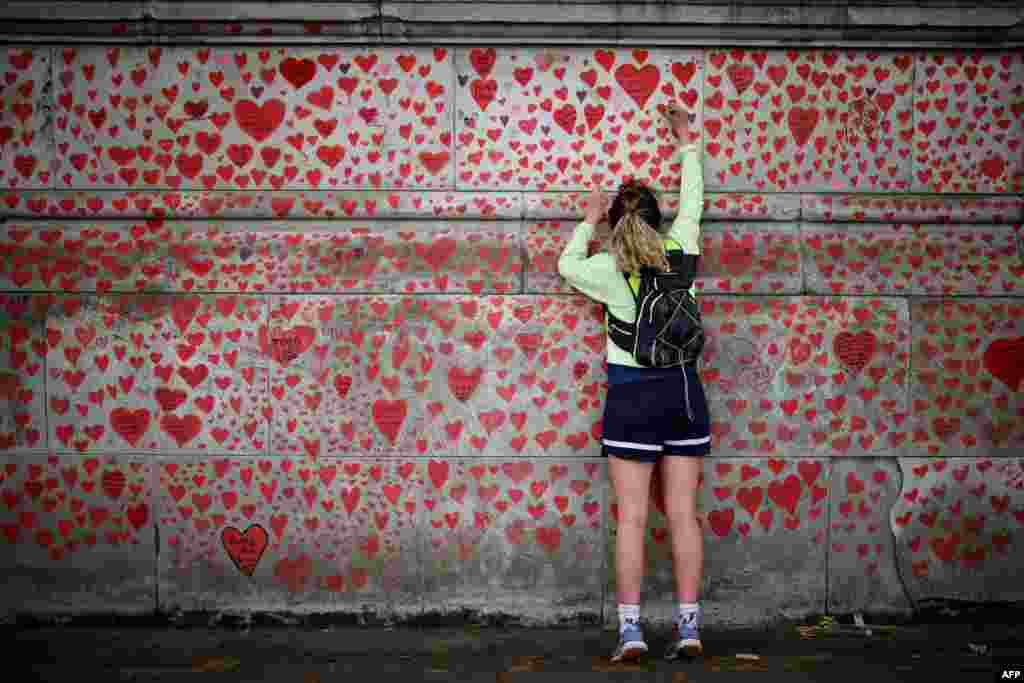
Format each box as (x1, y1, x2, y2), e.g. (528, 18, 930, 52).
(660, 103, 703, 254)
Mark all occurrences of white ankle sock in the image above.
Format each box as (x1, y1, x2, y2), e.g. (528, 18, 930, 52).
(677, 602, 700, 629)
(617, 603, 640, 632)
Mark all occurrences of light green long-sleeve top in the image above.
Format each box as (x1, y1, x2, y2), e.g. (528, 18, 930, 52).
(557, 143, 703, 368)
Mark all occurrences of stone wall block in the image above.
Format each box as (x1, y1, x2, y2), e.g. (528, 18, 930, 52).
(264, 294, 607, 460)
(0, 453, 156, 614)
(909, 299, 1024, 458)
(803, 223, 1024, 296)
(0, 190, 524, 220)
(893, 456, 1024, 604)
(0, 294, 50, 453)
(46, 294, 270, 455)
(157, 455, 422, 614)
(1, 46, 55, 190)
(700, 296, 910, 458)
(911, 50, 1024, 194)
(454, 47, 704, 192)
(525, 220, 802, 294)
(827, 457, 911, 616)
(53, 46, 455, 191)
(802, 194, 1024, 223)
(420, 456, 605, 621)
(703, 48, 915, 193)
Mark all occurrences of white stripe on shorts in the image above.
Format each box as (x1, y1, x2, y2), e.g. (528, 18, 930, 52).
(602, 438, 663, 451)
(664, 436, 711, 446)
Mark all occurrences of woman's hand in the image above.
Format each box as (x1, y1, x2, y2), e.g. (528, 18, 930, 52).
(581, 189, 609, 226)
(659, 102, 694, 142)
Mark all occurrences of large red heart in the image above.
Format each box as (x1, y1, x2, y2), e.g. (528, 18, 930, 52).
(234, 99, 286, 143)
(279, 57, 316, 90)
(983, 337, 1024, 391)
(110, 407, 151, 446)
(416, 236, 456, 271)
(259, 325, 316, 366)
(767, 474, 802, 515)
(788, 106, 821, 147)
(161, 413, 202, 447)
(221, 524, 268, 577)
(372, 399, 407, 444)
(834, 331, 876, 374)
(447, 366, 483, 402)
(614, 63, 659, 109)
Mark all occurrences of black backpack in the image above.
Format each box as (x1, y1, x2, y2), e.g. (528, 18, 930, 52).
(604, 240, 705, 368)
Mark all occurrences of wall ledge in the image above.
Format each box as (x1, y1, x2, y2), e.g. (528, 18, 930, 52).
(0, 1, 1022, 46)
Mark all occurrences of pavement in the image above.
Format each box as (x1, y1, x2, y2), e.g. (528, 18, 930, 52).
(9, 611, 1024, 682)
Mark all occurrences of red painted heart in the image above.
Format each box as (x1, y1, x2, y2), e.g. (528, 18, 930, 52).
(110, 407, 151, 446)
(221, 524, 268, 577)
(259, 325, 316, 366)
(234, 99, 286, 143)
(983, 337, 1024, 391)
(834, 331, 876, 374)
(614, 63, 659, 110)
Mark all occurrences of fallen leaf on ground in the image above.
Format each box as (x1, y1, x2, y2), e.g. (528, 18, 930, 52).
(508, 655, 545, 672)
(191, 656, 241, 673)
(704, 655, 769, 672)
(591, 656, 647, 672)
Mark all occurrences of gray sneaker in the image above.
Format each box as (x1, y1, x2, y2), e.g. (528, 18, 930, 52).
(665, 618, 703, 660)
(611, 622, 648, 663)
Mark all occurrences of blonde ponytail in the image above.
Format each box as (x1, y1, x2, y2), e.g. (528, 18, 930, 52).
(607, 181, 670, 274)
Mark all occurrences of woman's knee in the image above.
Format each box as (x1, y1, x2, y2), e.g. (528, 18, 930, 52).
(616, 500, 650, 531)
(662, 496, 698, 527)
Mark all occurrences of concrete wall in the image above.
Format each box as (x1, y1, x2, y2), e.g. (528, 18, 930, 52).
(0, 3, 1023, 627)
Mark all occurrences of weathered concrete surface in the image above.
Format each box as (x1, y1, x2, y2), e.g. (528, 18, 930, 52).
(419, 457, 606, 622)
(802, 223, 1024, 296)
(0, 454, 156, 615)
(53, 45, 456, 190)
(157, 454, 606, 622)
(911, 51, 1024, 194)
(605, 457, 831, 629)
(893, 457, 1024, 604)
(525, 220, 802, 294)
(1, 220, 522, 294)
(0, 34, 1023, 627)
(699, 296, 910, 458)
(0, 47, 54, 190)
(4, 2, 1023, 46)
(45, 294, 271, 455)
(0, 295, 48, 453)
(0, 191, 525, 220)
(801, 194, 1024, 224)
(827, 458, 911, 616)
(703, 48, 915, 193)
(157, 456, 422, 616)
(454, 46, 704, 192)
(909, 299, 1024, 458)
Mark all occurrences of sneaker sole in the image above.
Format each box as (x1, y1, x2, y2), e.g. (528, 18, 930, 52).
(665, 639, 703, 660)
(612, 643, 648, 663)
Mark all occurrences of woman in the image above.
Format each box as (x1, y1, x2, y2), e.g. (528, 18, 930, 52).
(557, 103, 710, 663)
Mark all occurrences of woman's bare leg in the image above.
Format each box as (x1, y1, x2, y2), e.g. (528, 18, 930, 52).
(608, 455, 655, 603)
(658, 456, 703, 602)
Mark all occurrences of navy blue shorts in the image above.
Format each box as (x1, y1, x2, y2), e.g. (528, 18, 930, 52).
(601, 363, 712, 463)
